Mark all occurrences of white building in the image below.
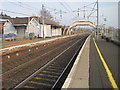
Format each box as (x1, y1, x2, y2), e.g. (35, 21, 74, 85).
(0, 19, 16, 35)
(9, 16, 62, 39)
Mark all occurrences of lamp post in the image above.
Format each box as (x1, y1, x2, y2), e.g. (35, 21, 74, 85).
(28, 17, 30, 40)
(96, 0, 99, 39)
(2, 24, 4, 42)
(42, 4, 45, 39)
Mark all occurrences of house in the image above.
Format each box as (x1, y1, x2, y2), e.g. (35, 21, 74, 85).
(9, 16, 62, 39)
(43, 18, 62, 37)
(0, 18, 16, 36)
(9, 17, 38, 39)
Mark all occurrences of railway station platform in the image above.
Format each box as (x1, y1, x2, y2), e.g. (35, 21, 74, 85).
(0, 35, 75, 53)
(1, 34, 119, 89)
(0, 36, 62, 48)
(62, 36, 119, 89)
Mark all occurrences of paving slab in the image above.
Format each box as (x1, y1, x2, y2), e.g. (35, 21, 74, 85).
(89, 37, 119, 89)
(62, 35, 90, 89)
(62, 36, 119, 89)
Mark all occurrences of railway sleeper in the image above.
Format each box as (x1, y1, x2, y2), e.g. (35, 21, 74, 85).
(45, 68, 63, 72)
(34, 77, 56, 82)
(22, 81, 52, 88)
(38, 73, 59, 78)
(42, 70, 61, 76)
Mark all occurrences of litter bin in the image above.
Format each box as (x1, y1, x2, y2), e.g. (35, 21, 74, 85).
(29, 33, 35, 40)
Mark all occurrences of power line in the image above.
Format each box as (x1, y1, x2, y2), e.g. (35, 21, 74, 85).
(15, 0, 39, 10)
(62, 0, 73, 12)
(87, 1, 97, 19)
(0, 9, 31, 16)
(7, 0, 39, 13)
(17, 1, 39, 10)
(72, 2, 97, 20)
(41, 4, 67, 22)
(44, 6, 60, 12)
(57, 0, 76, 18)
(62, 0, 78, 19)
(73, 8, 81, 18)
(75, 2, 96, 11)
(57, 0, 70, 12)
(84, 2, 96, 8)
(55, 10, 67, 19)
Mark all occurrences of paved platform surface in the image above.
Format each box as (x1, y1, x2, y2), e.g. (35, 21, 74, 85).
(90, 37, 119, 88)
(0, 35, 74, 53)
(62, 35, 90, 89)
(62, 36, 119, 89)
(1, 36, 62, 48)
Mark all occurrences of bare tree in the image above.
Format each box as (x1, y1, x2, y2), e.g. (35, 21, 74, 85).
(41, 7, 53, 19)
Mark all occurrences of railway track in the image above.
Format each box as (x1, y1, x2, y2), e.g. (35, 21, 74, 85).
(2, 34, 89, 89)
(2, 36, 76, 74)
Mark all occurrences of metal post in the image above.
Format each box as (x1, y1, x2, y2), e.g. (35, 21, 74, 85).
(84, 5, 85, 19)
(28, 17, 30, 40)
(104, 17, 106, 36)
(2, 24, 4, 42)
(77, 8, 80, 18)
(96, 0, 99, 38)
(37, 16, 40, 38)
(42, 4, 45, 39)
(60, 10, 62, 19)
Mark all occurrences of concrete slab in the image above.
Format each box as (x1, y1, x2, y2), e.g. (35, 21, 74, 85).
(62, 36, 119, 89)
(62, 35, 90, 89)
(89, 38, 112, 88)
(89, 37, 119, 88)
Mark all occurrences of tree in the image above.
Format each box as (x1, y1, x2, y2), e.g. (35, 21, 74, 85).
(0, 12, 11, 18)
(41, 7, 53, 19)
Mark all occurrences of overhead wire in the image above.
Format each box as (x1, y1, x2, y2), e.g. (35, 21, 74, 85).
(7, 0, 39, 13)
(0, 9, 31, 16)
(17, 1, 39, 10)
(62, 0, 73, 12)
(57, 0, 76, 17)
(88, 1, 97, 18)
(71, 1, 97, 20)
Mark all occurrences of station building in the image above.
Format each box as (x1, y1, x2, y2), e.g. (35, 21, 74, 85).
(1, 16, 62, 39)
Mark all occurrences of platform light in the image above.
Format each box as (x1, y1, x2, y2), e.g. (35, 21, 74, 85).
(7, 55, 10, 59)
(16, 53, 19, 56)
(29, 49, 31, 52)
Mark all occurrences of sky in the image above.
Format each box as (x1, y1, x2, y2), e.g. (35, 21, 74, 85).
(0, 0, 119, 28)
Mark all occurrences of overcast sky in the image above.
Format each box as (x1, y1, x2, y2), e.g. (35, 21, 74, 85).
(0, 0, 119, 28)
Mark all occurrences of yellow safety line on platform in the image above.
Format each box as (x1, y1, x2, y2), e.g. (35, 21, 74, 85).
(93, 38, 118, 90)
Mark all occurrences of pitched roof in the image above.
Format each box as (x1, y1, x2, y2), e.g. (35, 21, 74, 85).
(9, 16, 61, 27)
(0, 19, 7, 24)
(32, 16, 61, 27)
(9, 17, 32, 24)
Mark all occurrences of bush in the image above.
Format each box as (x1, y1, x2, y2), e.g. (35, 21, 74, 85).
(106, 37, 111, 42)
